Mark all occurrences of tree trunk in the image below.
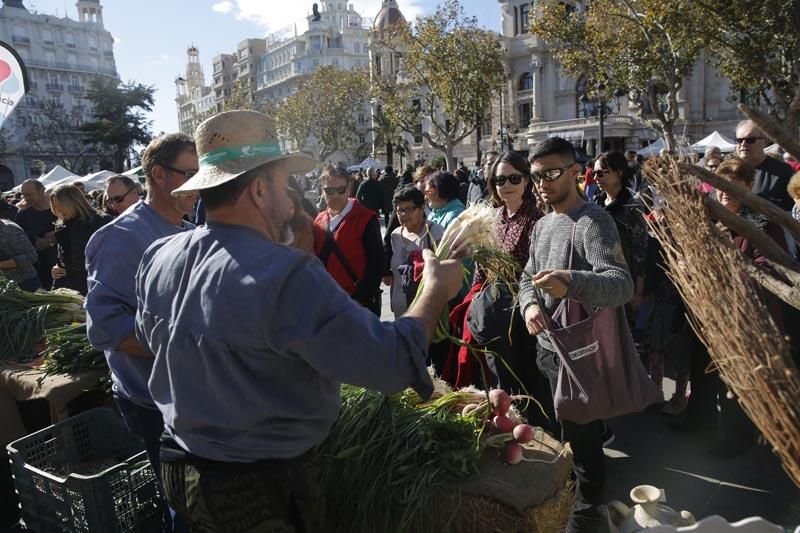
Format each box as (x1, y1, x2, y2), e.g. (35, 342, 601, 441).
(114, 150, 125, 173)
(445, 141, 456, 171)
(385, 142, 394, 167)
(662, 124, 676, 153)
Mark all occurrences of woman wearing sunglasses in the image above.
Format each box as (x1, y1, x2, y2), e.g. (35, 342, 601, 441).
(591, 151, 648, 315)
(455, 151, 549, 423)
(49, 183, 112, 294)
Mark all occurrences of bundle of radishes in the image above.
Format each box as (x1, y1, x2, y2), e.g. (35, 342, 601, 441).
(461, 388, 539, 465)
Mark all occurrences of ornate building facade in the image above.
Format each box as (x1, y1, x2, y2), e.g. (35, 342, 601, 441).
(498, 0, 742, 156)
(0, 0, 119, 188)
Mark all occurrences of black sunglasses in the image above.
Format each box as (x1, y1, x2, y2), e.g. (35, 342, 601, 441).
(734, 137, 763, 145)
(591, 169, 607, 178)
(531, 164, 572, 183)
(494, 174, 525, 186)
(161, 164, 199, 178)
(108, 186, 136, 204)
(323, 185, 348, 195)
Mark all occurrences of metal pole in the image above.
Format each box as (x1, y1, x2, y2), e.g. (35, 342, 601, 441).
(599, 102, 605, 155)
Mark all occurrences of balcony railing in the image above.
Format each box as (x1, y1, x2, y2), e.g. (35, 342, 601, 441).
(45, 83, 64, 92)
(68, 85, 83, 93)
(25, 59, 117, 77)
(527, 114, 636, 133)
(12, 35, 30, 44)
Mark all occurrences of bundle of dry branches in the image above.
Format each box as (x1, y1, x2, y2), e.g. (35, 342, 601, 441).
(644, 157, 800, 486)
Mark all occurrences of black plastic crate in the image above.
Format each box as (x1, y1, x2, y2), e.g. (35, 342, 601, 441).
(7, 408, 161, 532)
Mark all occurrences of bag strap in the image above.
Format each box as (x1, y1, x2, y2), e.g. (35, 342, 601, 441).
(319, 230, 359, 285)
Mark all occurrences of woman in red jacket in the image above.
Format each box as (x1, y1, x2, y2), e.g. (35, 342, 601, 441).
(313, 165, 385, 315)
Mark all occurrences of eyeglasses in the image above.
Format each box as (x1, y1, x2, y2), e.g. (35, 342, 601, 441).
(161, 164, 199, 178)
(108, 186, 136, 204)
(323, 186, 348, 195)
(705, 164, 719, 171)
(531, 164, 572, 183)
(734, 137, 763, 145)
(395, 206, 420, 216)
(493, 174, 524, 186)
(591, 169, 607, 178)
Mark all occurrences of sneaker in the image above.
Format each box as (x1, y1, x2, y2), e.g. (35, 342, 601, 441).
(600, 421, 615, 447)
(662, 393, 688, 415)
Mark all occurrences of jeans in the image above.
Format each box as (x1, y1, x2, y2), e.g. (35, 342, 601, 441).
(536, 345, 606, 533)
(114, 397, 188, 533)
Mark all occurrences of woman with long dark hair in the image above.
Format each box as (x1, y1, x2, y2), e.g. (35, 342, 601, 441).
(591, 151, 648, 313)
(50, 184, 111, 294)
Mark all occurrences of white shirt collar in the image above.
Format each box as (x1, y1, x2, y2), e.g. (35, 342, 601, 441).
(328, 198, 354, 232)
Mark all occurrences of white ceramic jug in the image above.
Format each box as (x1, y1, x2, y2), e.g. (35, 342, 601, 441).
(606, 485, 696, 533)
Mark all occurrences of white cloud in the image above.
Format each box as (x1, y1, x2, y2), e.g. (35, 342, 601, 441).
(150, 54, 169, 65)
(113, 37, 121, 44)
(212, 0, 426, 35)
(211, 1, 235, 14)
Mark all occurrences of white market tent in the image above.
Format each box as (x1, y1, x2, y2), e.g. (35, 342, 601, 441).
(73, 170, 116, 192)
(347, 157, 384, 172)
(123, 166, 145, 181)
(690, 131, 737, 153)
(636, 138, 665, 158)
(7, 164, 78, 192)
(765, 143, 782, 154)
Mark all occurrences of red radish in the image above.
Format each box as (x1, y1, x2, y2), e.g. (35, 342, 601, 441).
(493, 415, 515, 434)
(501, 442, 523, 464)
(462, 403, 479, 416)
(513, 424, 535, 444)
(489, 389, 511, 416)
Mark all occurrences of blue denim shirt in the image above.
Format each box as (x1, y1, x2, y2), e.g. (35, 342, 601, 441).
(85, 201, 194, 407)
(135, 222, 432, 462)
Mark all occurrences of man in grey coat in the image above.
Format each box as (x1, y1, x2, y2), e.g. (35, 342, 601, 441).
(519, 137, 633, 533)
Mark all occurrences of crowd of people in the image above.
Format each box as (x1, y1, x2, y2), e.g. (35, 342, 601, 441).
(1, 110, 799, 532)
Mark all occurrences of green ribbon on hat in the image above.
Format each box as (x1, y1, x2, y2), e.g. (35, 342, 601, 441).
(199, 142, 283, 166)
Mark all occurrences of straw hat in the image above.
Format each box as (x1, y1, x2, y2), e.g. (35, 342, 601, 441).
(172, 110, 316, 195)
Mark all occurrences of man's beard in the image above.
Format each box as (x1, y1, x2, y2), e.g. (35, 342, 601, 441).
(278, 222, 294, 246)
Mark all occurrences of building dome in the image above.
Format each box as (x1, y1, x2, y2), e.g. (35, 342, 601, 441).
(373, 0, 405, 33)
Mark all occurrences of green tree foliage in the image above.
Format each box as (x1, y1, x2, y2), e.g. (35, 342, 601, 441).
(275, 65, 370, 161)
(370, 108, 406, 167)
(695, 0, 800, 139)
(80, 76, 154, 172)
(531, 0, 702, 151)
(372, 0, 504, 170)
(224, 78, 258, 112)
(24, 101, 102, 174)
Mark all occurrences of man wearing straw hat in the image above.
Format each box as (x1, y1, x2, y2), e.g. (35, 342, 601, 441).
(134, 110, 465, 531)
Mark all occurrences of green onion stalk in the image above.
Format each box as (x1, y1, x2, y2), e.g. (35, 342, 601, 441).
(411, 203, 529, 403)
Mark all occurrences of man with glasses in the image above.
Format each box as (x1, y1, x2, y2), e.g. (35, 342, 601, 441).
(85, 133, 198, 532)
(734, 119, 793, 209)
(104, 175, 141, 216)
(518, 137, 633, 533)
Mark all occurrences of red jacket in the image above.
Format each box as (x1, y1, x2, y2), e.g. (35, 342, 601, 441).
(314, 200, 376, 295)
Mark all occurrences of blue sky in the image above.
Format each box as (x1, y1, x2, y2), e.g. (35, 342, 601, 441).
(24, 0, 501, 136)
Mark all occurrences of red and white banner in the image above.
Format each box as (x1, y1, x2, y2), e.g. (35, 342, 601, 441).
(0, 40, 29, 129)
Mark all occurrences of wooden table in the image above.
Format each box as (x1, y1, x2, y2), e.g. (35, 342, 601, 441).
(0, 361, 105, 446)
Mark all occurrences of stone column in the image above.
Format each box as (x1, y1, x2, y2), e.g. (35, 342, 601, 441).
(530, 55, 542, 123)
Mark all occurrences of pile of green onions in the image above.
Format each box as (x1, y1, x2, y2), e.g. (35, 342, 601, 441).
(0, 277, 85, 361)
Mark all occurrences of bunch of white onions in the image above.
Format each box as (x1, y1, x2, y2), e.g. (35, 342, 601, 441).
(414, 203, 520, 344)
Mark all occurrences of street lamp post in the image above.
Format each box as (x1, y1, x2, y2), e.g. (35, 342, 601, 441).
(598, 82, 606, 155)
